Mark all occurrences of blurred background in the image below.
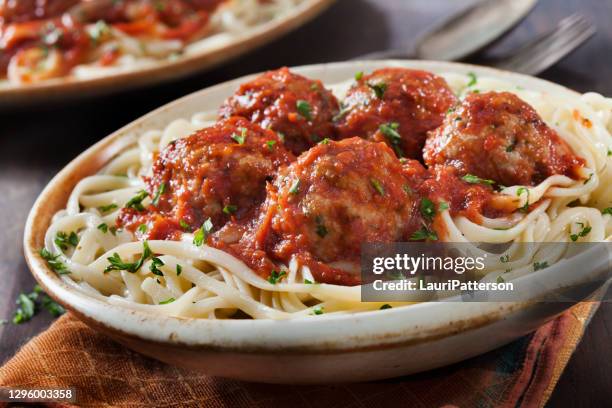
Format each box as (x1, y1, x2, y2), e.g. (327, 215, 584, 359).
(1, 1, 611, 406)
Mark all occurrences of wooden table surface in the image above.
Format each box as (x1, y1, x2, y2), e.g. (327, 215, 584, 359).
(1, 0, 610, 406)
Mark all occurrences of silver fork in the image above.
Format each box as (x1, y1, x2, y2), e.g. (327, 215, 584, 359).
(491, 13, 596, 75)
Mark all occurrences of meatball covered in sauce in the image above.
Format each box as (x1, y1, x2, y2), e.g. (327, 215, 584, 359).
(119, 117, 294, 239)
(423, 91, 584, 187)
(335, 68, 457, 160)
(253, 137, 419, 285)
(218, 67, 340, 155)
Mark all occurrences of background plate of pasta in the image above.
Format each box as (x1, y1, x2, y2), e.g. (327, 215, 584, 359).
(24, 60, 612, 383)
(0, 0, 335, 106)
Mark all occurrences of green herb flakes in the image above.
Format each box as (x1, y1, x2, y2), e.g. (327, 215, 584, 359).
(370, 178, 385, 195)
(268, 270, 287, 284)
(151, 183, 166, 206)
(410, 227, 438, 241)
(296, 100, 312, 121)
(193, 218, 213, 246)
(368, 82, 387, 99)
(125, 190, 148, 211)
(462, 174, 495, 186)
(54, 231, 79, 251)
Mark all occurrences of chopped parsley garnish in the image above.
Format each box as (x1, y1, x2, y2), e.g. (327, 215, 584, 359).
(231, 127, 247, 145)
(149, 257, 165, 276)
(12, 285, 65, 324)
(223, 204, 238, 215)
(403, 185, 413, 195)
(462, 174, 495, 186)
(602, 207, 612, 215)
(447, 107, 455, 114)
(304, 279, 315, 284)
(98, 203, 118, 213)
(296, 100, 312, 121)
(570, 224, 591, 241)
(467, 72, 477, 87)
(438, 201, 449, 211)
(137, 224, 148, 234)
(420, 198, 436, 220)
(500, 254, 510, 263)
(583, 173, 593, 185)
(39, 248, 70, 275)
(312, 306, 324, 315)
(517, 187, 530, 213)
(104, 241, 152, 273)
(277, 131, 285, 142)
(370, 178, 385, 195)
(368, 82, 387, 99)
(176, 264, 182, 276)
(54, 231, 79, 251)
(266, 140, 276, 150)
(355, 71, 364, 81)
(13, 293, 36, 324)
(193, 218, 213, 246)
(380, 304, 392, 310)
(289, 179, 301, 195)
(506, 142, 516, 152)
(97, 223, 109, 233)
(379, 122, 404, 157)
(533, 261, 549, 271)
(319, 138, 330, 145)
(151, 183, 166, 207)
(159, 298, 175, 305)
(268, 270, 287, 284)
(410, 227, 438, 241)
(496, 276, 505, 284)
(125, 190, 148, 211)
(179, 219, 190, 231)
(41, 294, 65, 317)
(608, 149, 612, 156)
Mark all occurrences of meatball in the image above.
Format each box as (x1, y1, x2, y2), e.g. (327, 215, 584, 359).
(219, 67, 340, 155)
(335, 68, 457, 160)
(255, 137, 418, 284)
(133, 117, 294, 235)
(423, 91, 584, 187)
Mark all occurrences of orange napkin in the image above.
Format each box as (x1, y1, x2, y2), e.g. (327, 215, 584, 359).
(0, 302, 598, 408)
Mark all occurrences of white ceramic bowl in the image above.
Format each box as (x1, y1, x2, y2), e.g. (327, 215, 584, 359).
(24, 60, 610, 383)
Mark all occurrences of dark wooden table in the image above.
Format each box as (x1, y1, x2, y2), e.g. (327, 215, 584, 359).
(1, 0, 610, 406)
